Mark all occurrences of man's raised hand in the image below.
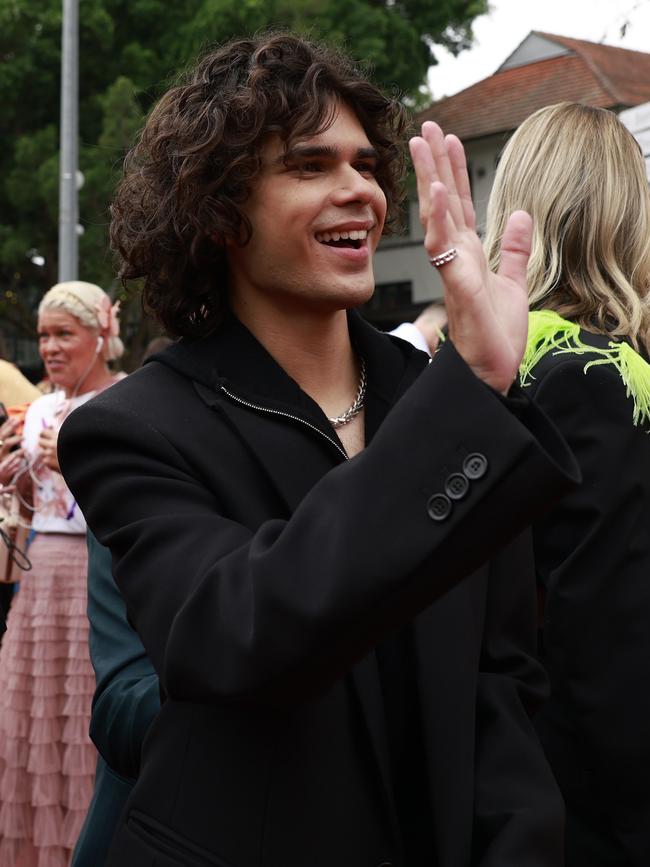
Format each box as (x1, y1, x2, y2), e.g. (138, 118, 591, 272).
(409, 121, 532, 395)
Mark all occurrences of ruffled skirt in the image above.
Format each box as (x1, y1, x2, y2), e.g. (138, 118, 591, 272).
(0, 534, 96, 867)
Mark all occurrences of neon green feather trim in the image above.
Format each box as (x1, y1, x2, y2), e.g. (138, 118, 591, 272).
(520, 311, 584, 384)
(520, 309, 650, 427)
(582, 342, 650, 426)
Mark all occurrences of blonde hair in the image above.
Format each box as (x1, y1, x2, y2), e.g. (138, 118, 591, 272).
(38, 281, 124, 361)
(484, 103, 650, 352)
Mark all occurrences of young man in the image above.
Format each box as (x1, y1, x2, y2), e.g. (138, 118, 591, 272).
(59, 33, 578, 866)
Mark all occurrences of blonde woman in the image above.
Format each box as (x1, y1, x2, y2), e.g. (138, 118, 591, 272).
(0, 282, 124, 867)
(485, 103, 650, 866)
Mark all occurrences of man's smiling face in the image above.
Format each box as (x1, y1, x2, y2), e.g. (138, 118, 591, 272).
(226, 100, 387, 319)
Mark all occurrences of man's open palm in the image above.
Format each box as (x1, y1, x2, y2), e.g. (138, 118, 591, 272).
(409, 122, 532, 394)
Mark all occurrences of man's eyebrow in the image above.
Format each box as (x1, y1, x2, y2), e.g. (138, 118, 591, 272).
(274, 145, 380, 165)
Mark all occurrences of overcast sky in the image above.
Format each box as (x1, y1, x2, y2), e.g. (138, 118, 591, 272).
(427, 0, 650, 100)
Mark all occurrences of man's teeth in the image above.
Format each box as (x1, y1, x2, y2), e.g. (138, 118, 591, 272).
(315, 229, 368, 243)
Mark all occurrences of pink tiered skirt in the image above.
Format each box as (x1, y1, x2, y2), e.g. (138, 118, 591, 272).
(0, 533, 96, 867)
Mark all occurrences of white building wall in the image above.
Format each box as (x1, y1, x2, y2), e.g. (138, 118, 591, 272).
(373, 199, 443, 302)
(464, 135, 506, 233)
(619, 102, 650, 181)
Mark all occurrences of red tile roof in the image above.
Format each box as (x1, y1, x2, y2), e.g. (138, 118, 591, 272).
(418, 32, 650, 142)
(538, 33, 650, 105)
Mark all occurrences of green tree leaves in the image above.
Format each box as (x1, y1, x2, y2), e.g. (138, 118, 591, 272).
(0, 0, 487, 350)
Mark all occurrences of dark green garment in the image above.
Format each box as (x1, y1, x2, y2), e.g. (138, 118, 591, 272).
(71, 532, 160, 867)
(72, 759, 134, 867)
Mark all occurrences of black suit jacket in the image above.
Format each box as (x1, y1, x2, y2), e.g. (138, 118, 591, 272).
(523, 328, 650, 861)
(59, 312, 578, 867)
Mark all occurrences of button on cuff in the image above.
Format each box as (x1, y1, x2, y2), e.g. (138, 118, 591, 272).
(427, 493, 452, 522)
(444, 472, 469, 500)
(463, 452, 488, 480)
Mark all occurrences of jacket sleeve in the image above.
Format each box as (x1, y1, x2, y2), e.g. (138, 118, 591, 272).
(86, 531, 160, 778)
(472, 530, 564, 866)
(59, 342, 579, 707)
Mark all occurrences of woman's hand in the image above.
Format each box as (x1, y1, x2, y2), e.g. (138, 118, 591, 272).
(0, 419, 25, 487)
(0, 418, 21, 461)
(0, 450, 26, 488)
(409, 122, 532, 395)
(38, 426, 61, 473)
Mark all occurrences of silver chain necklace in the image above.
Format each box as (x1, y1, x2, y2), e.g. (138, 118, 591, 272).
(328, 357, 367, 429)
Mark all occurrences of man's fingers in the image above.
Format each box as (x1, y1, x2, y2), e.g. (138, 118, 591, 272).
(446, 135, 475, 231)
(421, 122, 465, 229)
(497, 210, 533, 288)
(411, 126, 473, 235)
(423, 182, 456, 263)
(409, 136, 437, 226)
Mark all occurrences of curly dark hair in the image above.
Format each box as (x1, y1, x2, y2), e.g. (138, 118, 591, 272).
(110, 31, 411, 338)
